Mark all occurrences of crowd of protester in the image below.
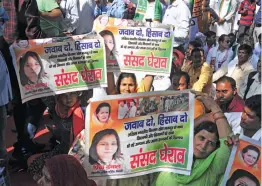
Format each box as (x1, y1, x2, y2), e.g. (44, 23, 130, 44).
(0, 0, 261, 185)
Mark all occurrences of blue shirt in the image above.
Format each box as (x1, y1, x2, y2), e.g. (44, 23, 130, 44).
(254, 1, 261, 24)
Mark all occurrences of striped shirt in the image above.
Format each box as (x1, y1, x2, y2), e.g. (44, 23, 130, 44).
(238, 0, 256, 26)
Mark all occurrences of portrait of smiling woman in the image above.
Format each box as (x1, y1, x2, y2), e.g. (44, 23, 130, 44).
(89, 129, 124, 166)
(19, 51, 48, 86)
(239, 145, 260, 168)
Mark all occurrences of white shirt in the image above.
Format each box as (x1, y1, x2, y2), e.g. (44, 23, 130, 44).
(129, 106, 137, 118)
(213, 58, 254, 96)
(224, 112, 242, 134)
(209, 0, 238, 36)
(76, 0, 95, 34)
(0, 52, 12, 106)
(59, 0, 79, 33)
(227, 112, 261, 141)
(251, 129, 261, 141)
(143, 2, 155, 22)
(206, 46, 233, 71)
(118, 104, 129, 119)
(240, 73, 261, 100)
(162, 0, 191, 47)
(253, 42, 261, 58)
(152, 76, 171, 91)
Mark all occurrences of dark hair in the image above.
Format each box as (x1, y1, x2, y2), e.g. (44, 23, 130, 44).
(95, 102, 111, 121)
(238, 44, 253, 55)
(242, 145, 260, 164)
(19, 51, 44, 86)
(116, 73, 137, 94)
(99, 30, 115, 53)
(226, 169, 260, 186)
(215, 76, 236, 90)
(130, 99, 136, 104)
(218, 34, 228, 43)
(228, 33, 236, 38)
(89, 129, 121, 165)
(171, 71, 190, 88)
(194, 121, 220, 148)
(189, 40, 202, 48)
(245, 95, 261, 120)
(191, 47, 204, 56)
(204, 31, 216, 38)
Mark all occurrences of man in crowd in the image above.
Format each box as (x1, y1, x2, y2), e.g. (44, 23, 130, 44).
(209, 0, 238, 37)
(240, 95, 261, 140)
(238, 0, 256, 37)
(215, 76, 245, 112)
(162, 0, 191, 48)
(36, 0, 63, 37)
(182, 48, 213, 94)
(204, 31, 216, 55)
(206, 34, 233, 72)
(0, 7, 11, 185)
(241, 59, 261, 100)
(213, 44, 254, 97)
(252, 0, 261, 43)
(56, 0, 79, 34)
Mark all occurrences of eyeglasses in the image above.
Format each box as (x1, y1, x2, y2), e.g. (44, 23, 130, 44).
(224, 40, 230, 43)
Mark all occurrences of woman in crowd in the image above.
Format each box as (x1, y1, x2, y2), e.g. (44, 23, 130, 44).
(19, 51, 48, 87)
(28, 91, 90, 182)
(89, 129, 124, 166)
(153, 91, 233, 186)
(239, 145, 260, 168)
(107, 72, 154, 95)
(93, 102, 112, 124)
(37, 154, 96, 186)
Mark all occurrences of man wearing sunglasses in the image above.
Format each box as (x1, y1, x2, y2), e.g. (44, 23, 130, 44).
(206, 34, 234, 72)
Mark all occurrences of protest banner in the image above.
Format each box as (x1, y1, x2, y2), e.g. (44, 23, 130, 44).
(93, 16, 173, 74)
(11, 37, 107, 103)
(221, 135, 261, 186)
(84, 90, 194, 179)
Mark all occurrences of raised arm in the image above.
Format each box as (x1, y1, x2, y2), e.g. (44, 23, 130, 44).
(193, 91, 232, 138)
(142, 75, 154, 92)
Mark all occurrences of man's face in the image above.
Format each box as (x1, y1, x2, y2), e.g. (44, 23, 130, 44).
(219, 36, 230, 49)
(238, 49, 250, 64)
(192, 51, 202, 68)
(206, 35, 216, 46)
(216, 81, 236, 105)
(229, 35, 236, 47)
(240, 106, 261, 131)
(186, 44, 194, 58)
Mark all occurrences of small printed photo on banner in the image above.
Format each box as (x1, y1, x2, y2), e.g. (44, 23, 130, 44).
(238, 145, 260, 168)
(99, 15, 109, 26)
(137, 96, 159, 116)
(99, 30, 119, 66)
(92, 102, 112, 125)
(19, 51, 50, 90)
(159, 93, 189, 113)
(89, 129, 126, 171)
(117, 99, 138, 119)
(225, 169, 260, 186)
(14, 40, 30, 49)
